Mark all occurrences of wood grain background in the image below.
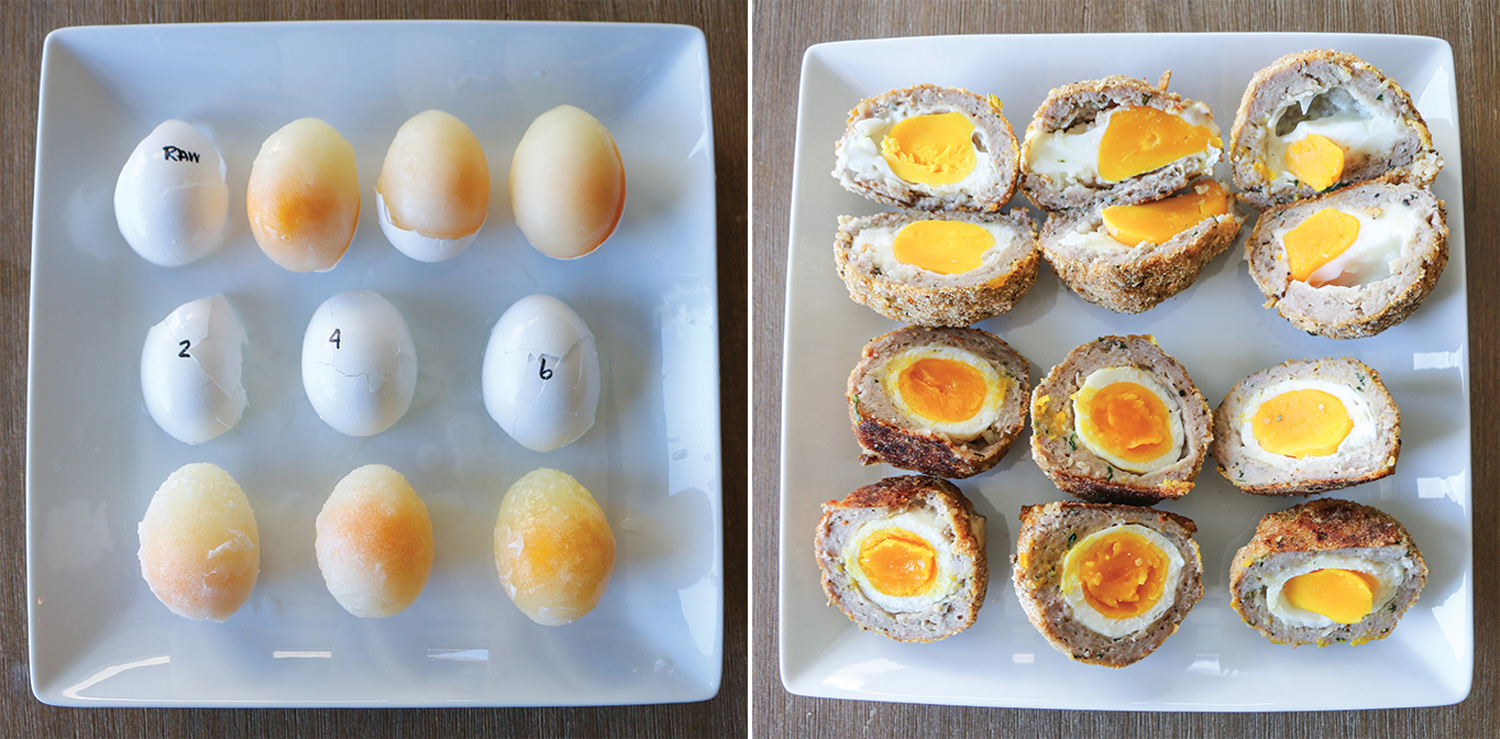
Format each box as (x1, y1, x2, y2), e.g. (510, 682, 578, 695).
(752, 0, 1497, 736)
(1, 1, 746, 736)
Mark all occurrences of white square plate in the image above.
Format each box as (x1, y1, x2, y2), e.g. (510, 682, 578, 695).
(28, 20, 721, 707)
(779, 33, 1468, 711)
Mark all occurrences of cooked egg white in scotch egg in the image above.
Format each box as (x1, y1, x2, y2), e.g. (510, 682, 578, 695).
(843, 107, 992, 194)
(1055, 179, 1232, 251)
(1261, 554, 1409, 627)
(1026, 104, 1221, 189)
(840, 510, 960, 613)
(882, 345, 1008, 440)
(1070, 366, 1186, 474)
(854, 219, 1017, 280)
(1272, 200, 1426, 288)
(1061, 523, 1186, 638)
(1236, 379, 1377, 464)
(1259, 89, 1406, 193)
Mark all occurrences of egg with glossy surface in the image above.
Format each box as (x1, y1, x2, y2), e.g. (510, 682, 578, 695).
(1260, 553, 1408, 627)
(114, 120, 229, 267)
(140, 294, 247, 445)
(376, 109, 490, 262)
(509, 105, 626, 259)
(494, 468, 615, 625)
(301, 290, 417, 437)
(482, 294, 601, 452)
(1273, 200, 1427, 288)
(1070, 366, 1186, 474)
(246, 118, 360, 272)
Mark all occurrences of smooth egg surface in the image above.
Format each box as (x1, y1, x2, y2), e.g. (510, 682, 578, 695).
(494, 468, 615, 626)
(376, 109, 490, 262)
(482, 294, 601, 452)
(1236, 378, 1378, 465)
(246, 118, 360, 273)
(840, 510, 960, 614)
(851, 219, 1017, 281)
(1026, 105, 1219, 187)
(1061, 524, 1185, 638)
(1071, 366, 1186, 474)
(114, 119, 229, 267)
(301, 290, 417, 437)
(314, 464, 434, 618)
(1260, 553, 1410, 628)
(509, 105, 626, 259)
(880, 345, 1007, 440)
(141, 294, 248, 445)
(1274, 200, 1425, 288)
(137, 462, 260, 622)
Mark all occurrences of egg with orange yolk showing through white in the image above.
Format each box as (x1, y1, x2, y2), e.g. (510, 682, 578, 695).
(840, 510, 960, 613)
(1061, 523, 1186, 638)
(1273, 199, 1428, 289)
(855, 218, 1020, 283)
(881, 345, 1009, 441)
(1070, 366, 1186, 474)
(1026, 104, 1222, 188)
(1235, 378, 1379, 467)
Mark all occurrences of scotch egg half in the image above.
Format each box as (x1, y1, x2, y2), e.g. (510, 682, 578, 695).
(1061, 523, 1187, 638)
(1071, 366, 1186, 475)
(840, 510, 962, 613)
(882, 344, 1009, 441)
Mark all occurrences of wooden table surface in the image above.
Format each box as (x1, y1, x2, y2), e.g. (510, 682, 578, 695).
(1, 1, 745, 736)
(752, 0, 1497, 736)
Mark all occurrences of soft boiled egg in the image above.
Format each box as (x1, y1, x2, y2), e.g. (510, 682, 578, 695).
(114, 120, 229, 267)
(1274, 200, 1426, 288)
(881, 345, 1008, 440)
(1026, 104, 1221, 187)
(246, 118, 361, 273)
(1235, 378, 1378, 464)
(1060, 523, 1186, 638)
(141, 294, 247, 445)
(853, 218, 1017, 280)
(1261, 554, 1407, 627)
(1071, 366, 1186, 474)
(482, 294, 601, 452)
(840, 509, 960, 614)
(301, 290, 418, 437)
(376, 110, 490, 262)
(509, 105, 625, 259)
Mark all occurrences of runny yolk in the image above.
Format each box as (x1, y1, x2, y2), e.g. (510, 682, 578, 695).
(1076, 529, 1169, 619)
(891, 220, 996, 274)
(1101, 179, 1231, 246)
(1283, 208, 1361, 286)
(1251, 388, 1353, 458)
(1077, 382, 1173, 464)
(881, 112, 978, 186)
(858, 527, 937, 597)
(1097, 106, 1216, 182)
(1283, 569, 1381, 624)
(896, 357, 989, 424)
(1286, 134, 1346, 192)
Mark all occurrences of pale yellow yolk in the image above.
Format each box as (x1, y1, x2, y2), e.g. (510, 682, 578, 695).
(857, 528, 937, 597)
(1097, 106, 1216, 182)
(891, 220, 996, 274)
(1284, 569, 1381, 624)
(1102, 179, 1231, 246)
(1075, 529, 1170, 619)
(1251, 388, 1353, 458)
(1284, 208, 1360, 286)
(1286, 134, 1345, 192)
(895, 357, 989, 424)
(1076, 382, 1173, 464)
(880, 112, 978, 186)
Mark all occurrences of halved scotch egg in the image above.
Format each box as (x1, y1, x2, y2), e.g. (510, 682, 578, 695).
(1040, 178, 1245, 313)
(1030, 335, 1211, 505)
(832, 85, 1020, 212)
(1012, 501, 1202, 667)
(1246, 180, 1448, 339)
(848, 326, 1030, 479)
(1214, 358, 1399, 495)
(1230, 498, 1427, 647)
(816, 475, 986, 642)
(1020, 73, 1223, 212)
(834, 209, 1039, 326)
(1230, 50, 1442, 210)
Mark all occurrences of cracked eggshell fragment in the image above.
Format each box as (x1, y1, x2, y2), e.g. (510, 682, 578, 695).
(375, 110, 490, 263)
(141, 294, 247, 444)
(301, 290, 417, 437)
(114, 120, 229, 267)
(482, 294, 601, 452)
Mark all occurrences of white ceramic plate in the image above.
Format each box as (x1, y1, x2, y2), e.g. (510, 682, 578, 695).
(28, 20, 721, 707)
(779, 33, 1468, 711)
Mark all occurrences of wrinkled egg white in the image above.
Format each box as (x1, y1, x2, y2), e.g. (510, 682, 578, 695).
(1275, 201, 1425, 287)
(841, 509, 959, 614)
(1261, 553, 1412, 628)
(301, 290, 417, 437)
(881, 345, 1006, 440)
(482, 294, 601, 452)
(114, 120, 229, 267)
(836, 109, 995, 196)
(141, 294, 247, 444)
(1025, 105, 1219, 186)
(1061, 524, 1185, 638)
(1072, 366, 1186, 474)
(850, 221, 1018, 282)
(1237, 378, 1379, 465)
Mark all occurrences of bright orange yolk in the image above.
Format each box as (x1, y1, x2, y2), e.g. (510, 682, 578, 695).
(1097, 106, 1216, 182)
(896, 357, 989, 424)
(1286, 134, 1346, 192)
(1101, 179, 1231, 246)
(1076, 530, 1169, 619)
(1251, 388, 1353, 458)
(857, 528, 937, 597)
(881, 112, 978, 186)
(1284, 208, 1360, 286)
(1077, 382, 1173, 464)
(891, 220, 996, 274)
(1284, 569, 1381, 624)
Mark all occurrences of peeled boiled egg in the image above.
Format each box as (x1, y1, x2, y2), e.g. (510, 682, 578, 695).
(1236, 378, 1379, 464)
(494, 467, 615, 625)
(114, 120, 229, 267)
(1060, 523, 1185, 638)
(1275, 201, 1426, 288)
(376, 110, 490, 262)
(1027, 105, 1220, 187)
(509, 105, 626, 259)
(315, 464, 434, 618)
(246, 118, 360, 272)
(1071, 366, 1186, 474)
(1261, 553, 1407, 627)
(137, 462, 260, 622)
(839, 510, 961, 614)
(482, 294, 601, 452)
(140, 294, 247, 444)
(301, 290, 417, 437)
(880, 345, 1008, 440)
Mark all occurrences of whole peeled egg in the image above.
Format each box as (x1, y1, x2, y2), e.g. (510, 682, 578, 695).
(247, 118, 360, 273)
(301, 290, 417, 436)
(482, 294, 601, 452)
(141, 294, 247, 444)
(376, 110, 490, 262)
(509, 105, 626, 259)
(114, 120, 229, 267)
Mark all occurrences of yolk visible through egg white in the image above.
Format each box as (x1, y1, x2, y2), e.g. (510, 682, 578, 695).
(1282, 568, 1381, 624)
(1265, 104, 1404, 187)
(880, 112, 977, 186)
(1262, 552, 1408, 629)
(1071, 366, 1185, 474)
(1101, 179, 1230, 246)
(883, 346, 1007, 440)
(1061, 524, 1185, 638)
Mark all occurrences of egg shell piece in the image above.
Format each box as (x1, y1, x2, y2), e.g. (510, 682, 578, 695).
(301, 290, 417, 437)
(493, 468, 615, 626)
(482, 294, 601, 452)
(376, 191, 481, 263)
(246, 117, 360, 273)
(137, 462, 260, 622)
(375, 109, 489, 261)
(509, 105, 626, 259)
(315, 464, 434, 618)
(140, 294, 247, 445)
(113, 120, 229, 267)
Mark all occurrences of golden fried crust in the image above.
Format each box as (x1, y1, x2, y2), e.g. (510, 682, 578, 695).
(1230, 498, 1416, 572)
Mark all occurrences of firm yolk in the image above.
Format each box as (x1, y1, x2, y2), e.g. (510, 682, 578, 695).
(1251, 388, 1353, 458)
(1097, 106, 1216, 182)
(1077, 382, 1173, 464)
(1076, 530, 1169, 619)
(1285, 134, 1346, 192)
(881, 112, 978, 186)
(896, 357, 989, 424)
(891, 220, 996, 274)
(858, 528, 937, 597)
(1101, 179, 1231, 246)
(1283, 208, 1360, 286)
(1283, 569, 1381, 624)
